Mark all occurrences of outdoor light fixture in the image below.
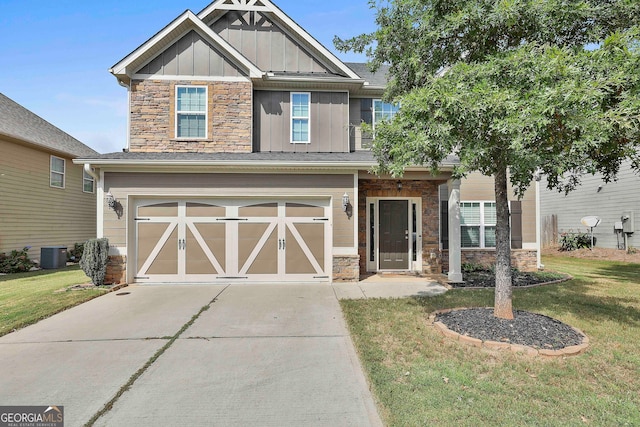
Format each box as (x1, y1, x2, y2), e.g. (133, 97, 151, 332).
(105, 192, 123, 219)
(342, 193, 350, 212)
(397, 181, 403, 191)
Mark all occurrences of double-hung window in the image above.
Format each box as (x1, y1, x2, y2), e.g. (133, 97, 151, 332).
(460, 202, 497, 248)
(50, 156, 65, 188)
(83, 170, 95, 193)
(291, 92, 310, 144)
(176, 86, 207, 138)
(373, 99, 399, 129)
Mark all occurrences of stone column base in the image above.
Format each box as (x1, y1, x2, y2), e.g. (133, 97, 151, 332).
(333, 255, 360, 282)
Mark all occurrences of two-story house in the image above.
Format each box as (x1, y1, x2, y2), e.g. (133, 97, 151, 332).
(75, 0, 538, 285)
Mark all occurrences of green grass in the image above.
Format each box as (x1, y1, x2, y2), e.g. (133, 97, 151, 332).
(341, 255, 640, 426)
(0, 265, 108, 337)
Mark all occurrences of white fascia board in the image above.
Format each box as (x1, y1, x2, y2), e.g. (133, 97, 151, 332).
(198, 0, 361, 81)
(110, 10, 262, 79)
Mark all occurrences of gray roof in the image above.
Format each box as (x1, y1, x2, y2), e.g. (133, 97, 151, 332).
(344, 62, 390, 87)
(0, 93, 98, 158)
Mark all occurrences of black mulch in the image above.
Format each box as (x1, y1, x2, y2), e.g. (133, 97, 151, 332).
(435, 308, 584, 350)
(452, 271, 567, 288)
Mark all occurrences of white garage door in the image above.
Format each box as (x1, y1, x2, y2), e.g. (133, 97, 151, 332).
(134, 199, 331, 283)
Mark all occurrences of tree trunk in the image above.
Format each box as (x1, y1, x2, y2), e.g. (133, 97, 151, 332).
(494, 166, 514, 319)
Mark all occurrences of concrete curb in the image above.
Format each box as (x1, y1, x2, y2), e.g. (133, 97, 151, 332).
(428, 308, 590, 358)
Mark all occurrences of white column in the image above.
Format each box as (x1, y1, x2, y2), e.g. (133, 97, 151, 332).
(448, 179, 463, 282)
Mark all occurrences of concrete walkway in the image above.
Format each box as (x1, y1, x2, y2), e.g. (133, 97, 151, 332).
(333, 275, 448, 300)
(0, 284, 385, 427)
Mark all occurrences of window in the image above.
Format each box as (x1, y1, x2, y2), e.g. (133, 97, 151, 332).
(83, 170, 95, 193)
(176, 86, 207, 138)
(373, 99, 399, 129)
(291, 92, 310, 143)
(50, 156, 65, 188)
(460, 202, 496, 248)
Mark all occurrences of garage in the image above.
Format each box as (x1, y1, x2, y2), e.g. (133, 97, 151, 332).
(134, 198, 331, 283)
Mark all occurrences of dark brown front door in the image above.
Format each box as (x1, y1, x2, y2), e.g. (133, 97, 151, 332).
(379, 200, 409, 270)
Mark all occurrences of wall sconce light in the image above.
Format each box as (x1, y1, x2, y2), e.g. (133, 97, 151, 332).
(397, 181, 403, 191)
(106, 192, 123, 219)
(342, 193, 353, 219)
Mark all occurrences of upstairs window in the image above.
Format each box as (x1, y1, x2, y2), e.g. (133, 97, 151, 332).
(176, 86, 207, 138)
(50, 156, 65, 188)
(373, 99, 399, 129)
(291, 92, 310, 144)
(83, 170, 95, 193)
(460, 202, 497, 248)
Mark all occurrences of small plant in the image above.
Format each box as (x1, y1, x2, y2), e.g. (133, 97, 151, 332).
(628, 246, 637, 255)
(0, 247, 36, 273)
(559, 231, 595, 251)
(462, 262, 488, 273)
(67, 242, 85, 263)
(79, 238, 109, 286)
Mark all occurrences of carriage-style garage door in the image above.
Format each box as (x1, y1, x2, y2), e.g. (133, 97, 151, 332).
(134, 199, 331, 283)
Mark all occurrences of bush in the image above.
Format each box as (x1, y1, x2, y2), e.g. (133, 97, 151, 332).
(559, 231, 596, 251)
(67, 242, 85, 263)
(0, 247, 36, 273)
(79, 238, 109, 286)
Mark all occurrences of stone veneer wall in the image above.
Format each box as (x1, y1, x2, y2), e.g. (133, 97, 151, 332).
(441, 249, 538, 272)
(106, 255, 126, 285)
(333, 255, 360, 282)
(129, 79, 252, 153)
(358, 179, 445, 276)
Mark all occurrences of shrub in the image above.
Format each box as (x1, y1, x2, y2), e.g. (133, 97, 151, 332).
(0, 247, 36, 273)
(67, 242, 85, 263)
(559, 231, 596, 251)
(79, 238, 109, 286)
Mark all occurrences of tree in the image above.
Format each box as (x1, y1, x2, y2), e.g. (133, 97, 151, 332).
(336, 0, 640, 319)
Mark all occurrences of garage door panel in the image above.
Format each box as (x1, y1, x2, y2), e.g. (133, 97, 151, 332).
(147, 226, 179, 275)
(286, 203, 324, 217)
(191, 223, 226, 272)
(186, 202, 225, 217)
(239, 222, 278, 275)
(285, 227, 317, 274)
(138, 202, 179, 217)
(293, 223, 325, 268)
(185, 227, 218, 275)
(239, 202, 278, 217)
(137, 222, 175, 273)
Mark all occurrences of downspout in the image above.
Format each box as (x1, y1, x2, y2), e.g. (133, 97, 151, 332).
(118, 79, 131, 152)
(84, 163, 104, 239)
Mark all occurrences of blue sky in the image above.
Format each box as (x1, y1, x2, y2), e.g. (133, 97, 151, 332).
(0, 0, 376, 154)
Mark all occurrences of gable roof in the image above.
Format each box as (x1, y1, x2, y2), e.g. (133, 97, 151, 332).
(0, 93, 98, 158)
(110, 10, 263, 84)
(198, 0, 361, 80)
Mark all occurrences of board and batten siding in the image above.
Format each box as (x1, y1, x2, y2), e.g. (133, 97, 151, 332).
(211, 11, 331, 74)
(0, 139, 96, 261)
(253, 91, 349, 153)
(136, 30, 247, 78)
(540, 162, 640, 249)
(102, 172, 356, 254)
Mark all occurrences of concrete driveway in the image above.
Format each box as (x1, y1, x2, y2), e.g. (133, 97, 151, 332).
(0, 284, 383, 427)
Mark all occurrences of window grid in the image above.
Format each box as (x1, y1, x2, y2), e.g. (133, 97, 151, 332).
(50, 156, 65, 189)
(83, 170, 95, 193)
(460, 202, 497, 248)
(373, 99, 399, 129)
(291, 92, 310, 144)
(176, 86, 207, 139)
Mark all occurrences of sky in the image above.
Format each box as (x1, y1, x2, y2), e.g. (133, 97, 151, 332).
(0, 0, 377, 154)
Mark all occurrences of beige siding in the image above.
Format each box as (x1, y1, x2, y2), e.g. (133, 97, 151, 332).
(103, 172, 355, 252)
(459, 172, 536, 245)
(136, 30, 247, 78)
(253, 91, 349, 152)
(0, 140, 96, 262)
(211, 11, 331, 74)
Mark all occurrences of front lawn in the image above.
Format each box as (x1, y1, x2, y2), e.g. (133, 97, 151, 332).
(341, 256, 640, 426)
(0, 266, 107, 337)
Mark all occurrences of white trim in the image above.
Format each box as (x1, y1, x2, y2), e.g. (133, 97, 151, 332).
(333, 247, 358, 256)
(353, 173, 358, 250)
(133, 74, 251, 82)
(109, 246, 127, 256)
(49, 155, 66, 189)
(175, 85, 208, 139)
(522, 243, 538, 250)
(290, 92, 310, 144)
(97, 170, 105, 238)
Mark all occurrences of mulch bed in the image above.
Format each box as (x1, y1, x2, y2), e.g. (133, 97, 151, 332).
(452, 270, 568, 288)
(435, 308, 584, 350)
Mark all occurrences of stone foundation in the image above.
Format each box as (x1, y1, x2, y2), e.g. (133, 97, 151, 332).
(333, 255, 360, 282)
(442, 249, 538, 272)
(105, 255, 127, 285)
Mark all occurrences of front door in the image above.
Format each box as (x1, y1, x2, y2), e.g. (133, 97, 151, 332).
(379, 200, 409, 270)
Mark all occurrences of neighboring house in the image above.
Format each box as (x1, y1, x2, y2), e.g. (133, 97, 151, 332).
(540, 161, 639, 250)
(74, 0, 538, 285)
(0, 93, 98, 263)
